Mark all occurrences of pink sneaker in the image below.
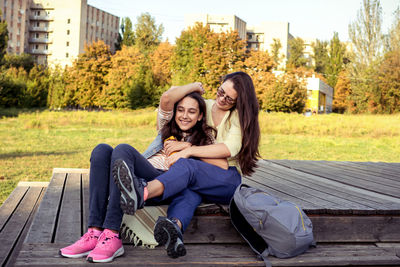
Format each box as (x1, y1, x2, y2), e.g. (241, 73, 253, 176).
(59, 228, 102, 258)
(87, 229, 124, 263)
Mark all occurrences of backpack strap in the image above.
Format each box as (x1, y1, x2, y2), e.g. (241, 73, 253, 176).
(258, 248, 272, 267)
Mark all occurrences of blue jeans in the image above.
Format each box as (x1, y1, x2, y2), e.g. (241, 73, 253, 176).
(88, 143, 163, 231)
(157, 158, 242, 231)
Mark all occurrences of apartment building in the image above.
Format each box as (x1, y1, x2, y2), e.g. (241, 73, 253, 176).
(0, 0, 119, 66)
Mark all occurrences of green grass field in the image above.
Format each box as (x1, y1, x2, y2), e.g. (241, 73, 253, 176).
(1, 108, 400, 205)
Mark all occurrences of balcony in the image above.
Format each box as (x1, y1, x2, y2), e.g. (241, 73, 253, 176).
(29, 26, 54, 32)
(29, 15, 54, 21)
(29, 37, 53, 44)
(30, 49, 52, 55)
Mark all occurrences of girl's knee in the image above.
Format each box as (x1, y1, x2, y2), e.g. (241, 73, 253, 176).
(91, 143, 113, 162)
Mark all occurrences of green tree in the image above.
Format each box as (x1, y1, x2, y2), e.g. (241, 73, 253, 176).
(348, 0, 384, 113)
(312, 39, 329, 74)
(326, 32, 346, 88)
(287, 37, 307, 69)
(121, 17, 135, 47)
(387, 7, 400, 52)
(0, 67, 26, 107)
(0, 9, 8, 63)
(47, 67, 66, 109)
(263, 70, 307, 113)
(134, 13, 164, 53)
(2, 53, 35, 72)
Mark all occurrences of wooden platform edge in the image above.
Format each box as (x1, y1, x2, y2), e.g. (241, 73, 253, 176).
(53, 168, 89, 174)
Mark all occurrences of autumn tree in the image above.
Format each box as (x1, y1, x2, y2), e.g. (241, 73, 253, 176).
(271, 38, 283, 68)
(287, 37, 307, 69)
(377, 50, 400, 113)
(150, 41, 174, 90)
(64, 40, 111, 108)
(172, 23, 246, 97)
(244, 50, 276, 109)
(332, 69, 351, 113)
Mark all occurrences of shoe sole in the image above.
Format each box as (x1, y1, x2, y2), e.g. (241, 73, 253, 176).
(154, 219, 186, 258)
(59, 250, 91, 258)
(87, 246, 124, 263)
(112, 159, 138, 215)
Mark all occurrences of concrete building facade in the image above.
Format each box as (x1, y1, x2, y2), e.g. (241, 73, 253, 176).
(0, 0, 119, 66)
(306, 77, 333, 113)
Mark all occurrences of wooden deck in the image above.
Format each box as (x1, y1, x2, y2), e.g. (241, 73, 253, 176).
(1, 160, 400, 266)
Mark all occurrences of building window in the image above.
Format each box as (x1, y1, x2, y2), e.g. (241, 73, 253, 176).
(66, 41, 69, 46)
(35, 44, 39, 50)
(45, 33, 49, 39)
(17, 41, 20, 47)
(35, 33, 39, 38)
(67, 18, 70, 24)
(36, 21, 40, 27)
(45, 44, 48, 50)
(66, 53, 69, 58)
(67, 30, 70, 35)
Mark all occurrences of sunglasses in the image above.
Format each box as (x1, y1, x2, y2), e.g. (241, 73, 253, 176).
(217, 87, 236, 105)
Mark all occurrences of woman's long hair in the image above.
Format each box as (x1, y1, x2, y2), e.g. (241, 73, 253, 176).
(161, 92, 215, 146)
(223, 72, 261, 176)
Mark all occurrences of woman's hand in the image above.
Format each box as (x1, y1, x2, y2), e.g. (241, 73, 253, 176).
(164, 140, 192, 156)
(191, 82, 205, 95)
(167, 148, 191, 167)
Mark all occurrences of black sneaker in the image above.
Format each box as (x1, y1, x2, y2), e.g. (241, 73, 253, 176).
(154, 217, 186, 258)
(112, 159, 146, 215)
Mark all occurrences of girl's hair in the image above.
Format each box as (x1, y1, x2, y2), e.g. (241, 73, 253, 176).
(223, 72, 261, 176)
(161, 92, 215, 146)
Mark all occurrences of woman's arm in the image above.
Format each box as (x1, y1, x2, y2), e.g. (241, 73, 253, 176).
(159, 82, 205, 111)
(167, 143, 231, 167)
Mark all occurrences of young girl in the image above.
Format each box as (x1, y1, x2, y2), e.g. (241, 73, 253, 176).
(114, 71, 261, 259)
(59, 83, 223, 263)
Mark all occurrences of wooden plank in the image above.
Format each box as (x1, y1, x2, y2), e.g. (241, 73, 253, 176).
(253, 166, 376, 212)
(242, 177, 325, 213)
(24, 172, 66, 244)
(81, 173, 89, 232)
(54, 173, 82, 244)
(311, 215, 400, 242)
(0, 187, 42, 267)
(0, 186, 28, 231)
(258, 161, 397, 212)
(5, 185, 47, 267)
(303, 161, 400, 190)
(325, 161, 400, 181)
(14, 243, 400, 266)
(17, 182, 49, 187)
(270, 160, 400, 198)
(53, 168, 89, 174)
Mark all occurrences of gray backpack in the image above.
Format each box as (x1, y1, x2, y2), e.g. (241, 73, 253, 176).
(229, 184, 316, 267)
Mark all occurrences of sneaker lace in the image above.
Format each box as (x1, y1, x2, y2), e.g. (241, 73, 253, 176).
(76, 230, 97, 245)
(96, 230, 119, 248)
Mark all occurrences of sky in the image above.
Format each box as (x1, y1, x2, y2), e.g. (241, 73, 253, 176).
(88, 0, 400, 43)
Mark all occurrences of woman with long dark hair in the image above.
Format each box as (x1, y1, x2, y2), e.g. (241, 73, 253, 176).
(59, 83, 225, 263)
(114, 71, 260, 258)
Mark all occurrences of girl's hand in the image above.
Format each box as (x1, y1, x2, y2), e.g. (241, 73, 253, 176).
(192, 82, 205, 95)
(167, 148, 191, 167)
(164, 141, 192, 156)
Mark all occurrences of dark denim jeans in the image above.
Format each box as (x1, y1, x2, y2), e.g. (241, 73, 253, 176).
(88, 143, 163, 231)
